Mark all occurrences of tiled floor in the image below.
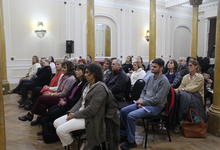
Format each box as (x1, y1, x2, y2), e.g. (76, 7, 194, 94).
(4, 94, 220, 150)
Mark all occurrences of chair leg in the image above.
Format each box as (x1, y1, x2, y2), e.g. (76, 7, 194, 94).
(64, 145, 70, 150)
(165, 122, 171, 142)
(77, 137, 81, 150)
(144, 121, 149, 148)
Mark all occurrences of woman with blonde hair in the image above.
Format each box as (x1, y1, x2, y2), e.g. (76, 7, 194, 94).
(130, 61, 146, 86)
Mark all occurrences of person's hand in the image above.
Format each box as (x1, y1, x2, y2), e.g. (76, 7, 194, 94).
(66, 113, 75, 121)
(50, 92, 59, 96)
(136, 98, 144, 108)
(136, 98, 144, 104)
(174, 89, 179, 93)
(59, 99, 66, 106)
(42, 91, 51, 96)
(203, 73, 210, 80)
(207, 79, 213, 84)
(43, 85, 49, 89)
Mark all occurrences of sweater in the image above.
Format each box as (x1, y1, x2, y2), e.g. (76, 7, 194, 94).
(140, 74, 171, 107)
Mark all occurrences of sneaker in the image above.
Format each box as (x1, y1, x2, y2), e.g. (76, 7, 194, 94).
(120, 141, 137, 150)
(18, 112, 34, 121)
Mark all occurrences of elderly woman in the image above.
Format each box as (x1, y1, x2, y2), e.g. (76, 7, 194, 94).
(18, 61, 76, 124)
(175, 59, 205, 123)
(53, 63, 109, 149)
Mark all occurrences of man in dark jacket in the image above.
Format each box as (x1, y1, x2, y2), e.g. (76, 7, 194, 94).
(19, 58, 52, 106)
(105, 58, 130, 107)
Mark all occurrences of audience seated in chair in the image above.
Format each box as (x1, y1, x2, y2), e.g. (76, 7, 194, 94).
(164, 59, 178, 84)
(28, 60, 64, 109)
(18, 61, 76, 125)
(48, 56, 56, 75)
(129, 61, 146, 86)
(175, 58, 206, 127)
(103, 58, 112, 82)
(120, 58, 170, 150)
(54, 63, 119, 150)
(16, 57, 52, 106)
(122, 56, 133, 73)
(41, 64, 87, 123)
(9, 56, 41, 94)
(105, 58, 131, 108)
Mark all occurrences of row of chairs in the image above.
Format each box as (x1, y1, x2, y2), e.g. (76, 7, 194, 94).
(68, 79, 174, 149)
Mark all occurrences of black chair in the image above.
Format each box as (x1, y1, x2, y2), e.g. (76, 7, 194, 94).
(69, 129, 86, 150)
(130, 79, 145, 101)
(119, 77, 131, 109)
(142, 88, 174, 148)
(119, 78, 145, 109)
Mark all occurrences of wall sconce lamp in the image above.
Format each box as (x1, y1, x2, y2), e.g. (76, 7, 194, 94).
(145, 30, 150, 42)
(35, 21, 47, 38)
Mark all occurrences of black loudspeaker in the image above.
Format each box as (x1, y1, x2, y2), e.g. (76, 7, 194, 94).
(66, 40, 74, 54)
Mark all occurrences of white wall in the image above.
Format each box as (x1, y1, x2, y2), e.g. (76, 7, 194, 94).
(3, 0, 217, 83)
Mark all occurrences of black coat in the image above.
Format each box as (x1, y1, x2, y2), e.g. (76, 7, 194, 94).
(33, 66, 52, 87)
(105, 69, 130, 102)
(63, 79, 87, 111)
(122, 63, 133, 73)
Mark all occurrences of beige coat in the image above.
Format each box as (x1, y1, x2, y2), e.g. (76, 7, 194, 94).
(178, 73, 204, 103)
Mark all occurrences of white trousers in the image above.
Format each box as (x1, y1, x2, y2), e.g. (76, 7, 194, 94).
(53, 115, 85, 146)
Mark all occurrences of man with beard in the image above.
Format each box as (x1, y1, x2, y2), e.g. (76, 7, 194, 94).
(120, 58, 170, 150)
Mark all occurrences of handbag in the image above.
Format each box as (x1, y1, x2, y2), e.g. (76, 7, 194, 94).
(182, 109, 208, 138)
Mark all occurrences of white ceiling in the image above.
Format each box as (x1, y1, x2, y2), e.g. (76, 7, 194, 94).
(164, 0, 218, 8)
(135, 0, 218, 8)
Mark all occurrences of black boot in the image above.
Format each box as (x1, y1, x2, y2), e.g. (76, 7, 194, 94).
(18, 112, 34, 121)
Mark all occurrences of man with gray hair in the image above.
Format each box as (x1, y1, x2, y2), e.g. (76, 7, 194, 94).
(105, 58, 131, 108)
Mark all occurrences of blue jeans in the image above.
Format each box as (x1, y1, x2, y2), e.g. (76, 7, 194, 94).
(120, 104, 163, 143)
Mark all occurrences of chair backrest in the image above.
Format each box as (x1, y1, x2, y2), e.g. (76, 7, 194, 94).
(130, 79, 145, 101)
(165, 87, 175, 115)
(124, 77, 131, 101)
